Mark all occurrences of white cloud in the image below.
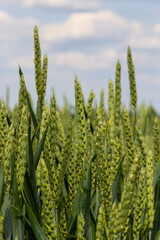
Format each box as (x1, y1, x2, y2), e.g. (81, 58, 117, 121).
(37, 10, 160, 52)
(10, 49, 117, 71)
(23, 0, 101, 10)
(0, 10, 37, 41)
(0, 10, 13, 22)
(1, 8, 160, 74)
(133, 52, 160, 69)
(137, 73, 160, 86)
(50, 49, 117, 70)
(128, 37, 160, 49)
(1, 8, 160, 52)
(9, 54, 34, 69)
(40, 10, 128, 44)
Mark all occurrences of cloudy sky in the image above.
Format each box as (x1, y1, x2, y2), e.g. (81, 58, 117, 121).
(0, 1, 160, 111)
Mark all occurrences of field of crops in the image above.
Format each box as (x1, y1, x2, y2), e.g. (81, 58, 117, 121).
(0, 26, 160, 240)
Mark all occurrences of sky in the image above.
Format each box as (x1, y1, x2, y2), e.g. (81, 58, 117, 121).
(0, 0, 160, 112)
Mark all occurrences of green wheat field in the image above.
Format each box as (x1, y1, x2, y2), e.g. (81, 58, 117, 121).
(0, 26, 160, 240)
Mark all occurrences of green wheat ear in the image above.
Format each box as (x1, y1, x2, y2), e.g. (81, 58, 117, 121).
(74, 77, 87, 185)
(4, 124, 14, 193)
(127, 46, 137, 110)
(96, 204, 106, 240)
(56, 110, 64, 145)
(37, 104, 50, 192)
(116, 155, 140, 239)
(34, 26, 48, 119)
(146, 151, 154, 230)
(136, 126, 147, 167)
(77, 212, 86, 240)
(123, 106, 135, 164)
(0, 101, 8, 163)
(34, 26, 42, 99)
(133, 166, 146, 240)
(86, 89, 95, 118)
(108, 79, 115, 147)
(100, 88, 106, 120)
(114, 60, 121, 127)
(16, 106, 28, 192)
(108, 202, 118, 239)
(40, 105, 56, 196)
(66, 122, 76, 211)
(41, 55, 48, 101)
(40, 158, 56, 239)
(18, 67, 27, 123)
(153, 116, 160, 165)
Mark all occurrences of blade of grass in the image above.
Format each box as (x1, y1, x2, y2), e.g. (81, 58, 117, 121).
(68, 177, 84, 235)
(19, 66, 38, 135)
(11, 205, 31, 227)
(22, 191, 47, 240)
(26, 90, 39, 139)
(155, 228, 160, 240)
(90, 209, 96, 240)
(35, 126, 48, 169)
(81, 161, 92, 236)
(28, 115, 37, 197)
(3, 206, 13, 240)
(24, 171, 41, 224)
(112, 154, 125, 203)
(12, 175, 25, 240)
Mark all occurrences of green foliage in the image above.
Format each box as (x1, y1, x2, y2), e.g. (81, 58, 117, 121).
(0, 26, 159, 240)
(127, 46, 137, 110)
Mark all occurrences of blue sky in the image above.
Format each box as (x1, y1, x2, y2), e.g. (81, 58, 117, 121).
(0, 1, 160, 112)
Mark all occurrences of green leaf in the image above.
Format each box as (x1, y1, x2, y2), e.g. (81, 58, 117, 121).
(90, 122, 94, 135)
(2, 195, 13, 240)
(90, 187, 99, 220)
(17, 66, 39, 138)
(68, 178, 84, 235)
(31, 124, 40, 145)
(35, 126, 48, 169)
(24, 171, 41, 224)
(0, 162, 4, 209)
(81, 161, 92, 236)
(67, 214, 77, 240)
(68, 161, 93, 238)
(12, 175, 25, 240)
(155, 228, 160, 240)
(6, 113, 11, 127)
(26, 90, 39, 139)
(83, 104, 88, 121)
(28, 115, 37, 197)
(4, 206, 13, 240)
(19, 65, 39, 138)
(112, 154, 125, 203)
(11, 205, 31, 227)
(91, 154, 97, 163)
(89, 209, 96, 240)
(22, 192, 47, 240)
